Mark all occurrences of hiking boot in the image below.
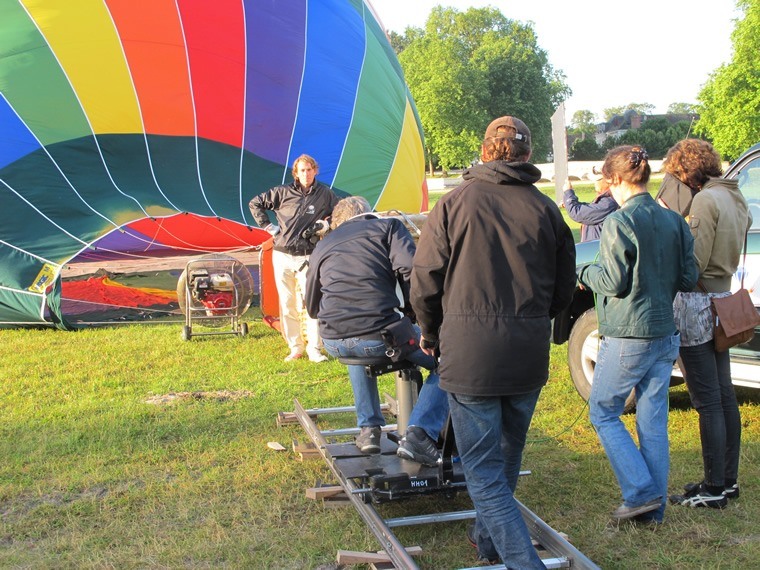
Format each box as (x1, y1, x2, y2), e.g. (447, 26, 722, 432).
(670, 483, 728, 509)
(356, 426, 381, 454)
(632, 513, 663, 528)
(396, 426, 441, 466)
(466, 523, 499, 565)
(611, 497, 662, 520)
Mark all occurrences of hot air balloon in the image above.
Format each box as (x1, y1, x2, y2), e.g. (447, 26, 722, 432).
(0, 0, 427, 329)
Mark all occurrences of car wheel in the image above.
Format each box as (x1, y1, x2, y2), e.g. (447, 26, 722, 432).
(567, 308, 636, 411)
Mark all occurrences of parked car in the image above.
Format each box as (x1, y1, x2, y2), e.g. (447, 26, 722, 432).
(553, 143, 760, 408)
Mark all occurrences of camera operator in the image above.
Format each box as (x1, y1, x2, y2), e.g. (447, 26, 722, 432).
(305, 196, 448, 462)
(249, 154, 339, 362)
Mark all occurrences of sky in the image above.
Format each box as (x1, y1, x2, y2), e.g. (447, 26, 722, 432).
(369, 0, 741, 123)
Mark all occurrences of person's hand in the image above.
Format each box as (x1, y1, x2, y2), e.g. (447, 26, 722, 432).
(265, 223, 280, 236)
(420, 335, 438, 357)
(563, 178, 573, 192)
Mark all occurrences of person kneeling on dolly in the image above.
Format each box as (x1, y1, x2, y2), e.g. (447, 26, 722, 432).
(304, 196, 448, 464)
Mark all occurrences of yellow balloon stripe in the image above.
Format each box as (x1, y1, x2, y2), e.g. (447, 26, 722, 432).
(22, 0, 142, 134)
(375, 99, 426, 213)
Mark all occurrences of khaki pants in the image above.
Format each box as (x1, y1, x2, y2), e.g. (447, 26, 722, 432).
(271, 249, 322, 355)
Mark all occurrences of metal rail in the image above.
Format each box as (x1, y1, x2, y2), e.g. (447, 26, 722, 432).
(292, 398, 600, 570)
(293, 399, 420, 569)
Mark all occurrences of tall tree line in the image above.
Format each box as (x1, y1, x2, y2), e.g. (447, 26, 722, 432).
(393, 1, 757, 167)
(393, 7, 569, 173)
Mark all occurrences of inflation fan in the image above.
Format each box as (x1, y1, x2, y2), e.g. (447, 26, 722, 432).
(176, 254, 254, 340)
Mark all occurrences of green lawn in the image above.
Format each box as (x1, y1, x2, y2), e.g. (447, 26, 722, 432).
(2, 176, 759, 568)
(1, 311, 759, 569)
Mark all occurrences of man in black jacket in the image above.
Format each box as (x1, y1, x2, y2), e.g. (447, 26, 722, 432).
(249, 154, 340, 362)
(305, 197, 448, 461)
(411, 116, 576, 566)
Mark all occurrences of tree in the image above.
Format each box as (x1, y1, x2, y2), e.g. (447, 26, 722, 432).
(667, 102, 697, 114)
(398, 16, 485, 173)
(601, 119, 696, 159)
(398, 6, 569, 171)
(570, 110, 597, 140)
(570, 137, 603, 161)
(387, 27, 422, 55)
(696, 0, 759, 161)
(602, 103, 655, 121)
(602, 106, 625, 121)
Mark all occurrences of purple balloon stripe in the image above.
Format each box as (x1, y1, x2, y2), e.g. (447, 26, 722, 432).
(242, 0, 306, 171)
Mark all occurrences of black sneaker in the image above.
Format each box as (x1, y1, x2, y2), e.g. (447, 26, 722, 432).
(682, 480, 740, 500)
(356, 426, 381, 454)
(670, 483, 728, 509)
(723, 483, 740, 500)
(396, 426, 441, 466)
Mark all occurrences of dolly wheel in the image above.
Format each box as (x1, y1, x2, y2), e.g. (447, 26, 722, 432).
(182, 325, 192, 341)
(239, 322, 249, 337)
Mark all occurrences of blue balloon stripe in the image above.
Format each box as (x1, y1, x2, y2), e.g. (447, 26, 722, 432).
(242, 0, 306, 171)
(0, 95, 42, 171)
(287, 0, 365, 185)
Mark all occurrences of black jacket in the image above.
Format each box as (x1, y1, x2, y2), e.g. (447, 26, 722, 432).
(249, 181, 340, 255)
(305, 215, 416, 339)
(411, 161, 577, 396)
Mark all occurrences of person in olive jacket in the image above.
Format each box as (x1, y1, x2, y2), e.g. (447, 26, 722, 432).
(411, 116, 576, 567)
(578, 146, 698, 524)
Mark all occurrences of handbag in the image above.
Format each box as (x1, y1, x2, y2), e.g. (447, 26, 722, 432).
(706, 233, 760, 352)
(380, 316, 419, 362)
(711, 289, 760, 352)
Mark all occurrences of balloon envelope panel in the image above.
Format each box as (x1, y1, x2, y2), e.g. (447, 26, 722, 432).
(0, 0, 426, 328)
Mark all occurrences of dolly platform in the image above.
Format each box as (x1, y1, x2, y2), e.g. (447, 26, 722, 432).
(287, 355, 600, 569)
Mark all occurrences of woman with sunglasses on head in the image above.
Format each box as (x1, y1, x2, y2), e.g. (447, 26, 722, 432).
(665, 139, 752, 509)
(578, 146, 698, 524)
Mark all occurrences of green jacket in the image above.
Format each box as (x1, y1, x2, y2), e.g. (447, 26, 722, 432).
(578, 192, 698, 338)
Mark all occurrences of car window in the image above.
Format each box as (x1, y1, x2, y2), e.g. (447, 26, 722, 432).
(736, 154, 760, 229)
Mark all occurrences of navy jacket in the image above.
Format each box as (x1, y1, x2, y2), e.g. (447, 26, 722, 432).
(305, 215, 416, 339)
(563, 189, 619, 242)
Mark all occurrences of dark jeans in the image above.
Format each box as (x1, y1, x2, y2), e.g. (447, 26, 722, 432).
(448, 389, 544, 569)
(679, 340, 741, 487)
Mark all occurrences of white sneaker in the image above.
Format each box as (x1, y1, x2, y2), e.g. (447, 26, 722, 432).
(284, 350, 303, 362)
(307, 349, 328, 363)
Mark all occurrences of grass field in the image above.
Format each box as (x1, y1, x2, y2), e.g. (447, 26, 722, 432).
(1, 178, 759, 569)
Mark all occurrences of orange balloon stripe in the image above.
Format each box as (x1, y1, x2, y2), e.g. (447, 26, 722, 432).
(106, 0, 195, 137)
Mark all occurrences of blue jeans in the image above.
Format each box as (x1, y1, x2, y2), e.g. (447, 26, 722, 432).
(590, 333, 680, 521)
(322, 335, 448, 440)
(448, 389, 544, 569)
(679, 340, 741, 487)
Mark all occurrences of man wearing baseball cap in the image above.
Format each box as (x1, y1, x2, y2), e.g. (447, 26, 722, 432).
(411, 115, 576, 566)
